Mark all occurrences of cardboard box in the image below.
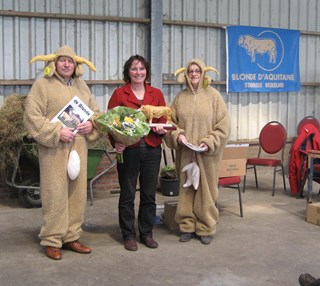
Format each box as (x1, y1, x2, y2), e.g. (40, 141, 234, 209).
(164, 201, 179, 231)
(307, 203, 320, 226)
(219, 144, 249, 177)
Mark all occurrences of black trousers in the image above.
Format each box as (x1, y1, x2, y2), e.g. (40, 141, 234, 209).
(117, 143, 161, 240)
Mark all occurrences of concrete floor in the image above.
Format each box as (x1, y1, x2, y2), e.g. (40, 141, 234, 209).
(1, 170, 320, 286)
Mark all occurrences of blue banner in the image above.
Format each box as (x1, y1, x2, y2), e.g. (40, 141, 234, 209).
(226, 25, 300, 93)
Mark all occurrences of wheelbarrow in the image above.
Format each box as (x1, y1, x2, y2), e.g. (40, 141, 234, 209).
(87, 148, 117, 206)
(3, 143, 41, 208)
(4, 143, 115, 208)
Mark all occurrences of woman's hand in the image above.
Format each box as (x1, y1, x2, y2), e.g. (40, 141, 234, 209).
(152, 124, 167, 135)
(60, 127, 76, 142)
(177, 134, 187, 145)
(199, 142, 209, 152)
(77, 121, 93, 135)
(115, 142, 126, 154)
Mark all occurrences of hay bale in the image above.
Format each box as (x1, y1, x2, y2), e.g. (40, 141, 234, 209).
(0, 94, 28, 171)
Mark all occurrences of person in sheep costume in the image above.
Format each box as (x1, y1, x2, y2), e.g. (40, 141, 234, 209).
(164, 58, 230, 245)
(24, 45, 100, 260)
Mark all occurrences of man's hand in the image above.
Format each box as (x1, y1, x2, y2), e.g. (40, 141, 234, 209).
(77, 121, 93, 135)
(60, 127, 76, 142)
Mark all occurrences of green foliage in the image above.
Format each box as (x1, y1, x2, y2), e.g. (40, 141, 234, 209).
(160, 164, 177, 179)
(95, 106, 150, 146)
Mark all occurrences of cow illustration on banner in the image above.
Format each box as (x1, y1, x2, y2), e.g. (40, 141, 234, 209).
(238, 35, 276, 64)
(226, 25, 300, 93)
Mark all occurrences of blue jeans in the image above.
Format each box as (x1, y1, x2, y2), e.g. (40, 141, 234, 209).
(117, 144, 161, 240)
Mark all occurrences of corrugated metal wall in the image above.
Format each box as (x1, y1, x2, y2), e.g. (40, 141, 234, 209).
(0, 0, 319, 141)
(0, 0, 150, 109)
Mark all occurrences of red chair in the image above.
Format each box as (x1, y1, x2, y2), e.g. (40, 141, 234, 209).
(297, 116, 320, 135)
(243, 121, 287, 196)
(218, 176, 243, 217)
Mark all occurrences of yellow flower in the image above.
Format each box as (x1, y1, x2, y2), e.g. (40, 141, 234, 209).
(44, 66, 51, 76)
(112, 118, 121, 128)
(124, 116, 134, 123)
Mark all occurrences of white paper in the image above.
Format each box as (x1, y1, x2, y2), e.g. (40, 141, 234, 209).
(225, 143, 249, 148)
(51, 96, 93, 133)
(181, 138, 207, 152)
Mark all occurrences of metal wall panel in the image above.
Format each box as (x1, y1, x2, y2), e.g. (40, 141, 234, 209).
(0, 0, 150, 123)
(0, 0, 319, 141)
(163, 0, 320, 140)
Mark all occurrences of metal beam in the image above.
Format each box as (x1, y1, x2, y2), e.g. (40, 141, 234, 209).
(0, 10, 150, 24)
(150, 0, 163, 89)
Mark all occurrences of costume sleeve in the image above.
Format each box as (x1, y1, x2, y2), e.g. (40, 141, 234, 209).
(23, 80, 63, 148)
(200, 90, 230, 155)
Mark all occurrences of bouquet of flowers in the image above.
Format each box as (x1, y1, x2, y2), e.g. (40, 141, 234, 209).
(95, 106, 150, 162)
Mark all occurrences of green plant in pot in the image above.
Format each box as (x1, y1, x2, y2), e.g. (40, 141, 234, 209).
(159, 164, 179, 196)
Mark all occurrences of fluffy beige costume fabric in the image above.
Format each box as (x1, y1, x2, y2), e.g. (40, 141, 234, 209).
(24, 46, 100, 247)
(165, 58, 230, 236)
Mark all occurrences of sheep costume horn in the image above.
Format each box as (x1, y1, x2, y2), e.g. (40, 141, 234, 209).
(30, 45, 96, 77)
(174, 58, 220, 88)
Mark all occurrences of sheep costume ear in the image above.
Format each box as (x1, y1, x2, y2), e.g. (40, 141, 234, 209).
(173, 59, 220, 87)
(29, 45, 96, 78)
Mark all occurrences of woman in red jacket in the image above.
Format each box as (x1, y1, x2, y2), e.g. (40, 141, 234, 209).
(108, 55, 167, 251)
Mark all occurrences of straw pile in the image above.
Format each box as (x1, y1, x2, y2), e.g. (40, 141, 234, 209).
(0, 94, 28, 171)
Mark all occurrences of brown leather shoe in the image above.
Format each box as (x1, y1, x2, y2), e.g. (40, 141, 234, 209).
(140, 236, 158, 249)
(62, 240, 92, 254)
(124, 239, 138, 251)
(45, 246, 62, 260)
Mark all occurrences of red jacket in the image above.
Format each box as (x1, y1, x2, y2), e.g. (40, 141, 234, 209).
(107, 83, 167, 148)
(288, 124, 320, 195)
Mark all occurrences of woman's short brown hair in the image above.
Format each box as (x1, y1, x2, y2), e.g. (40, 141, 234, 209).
(123, 55, 151, 83)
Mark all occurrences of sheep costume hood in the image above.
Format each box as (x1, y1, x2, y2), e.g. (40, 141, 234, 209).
(165, 58, 230, 236)
(174, 58, 220, 92)
(173, 58, 221, 189)
(30, 45, 96, 78)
